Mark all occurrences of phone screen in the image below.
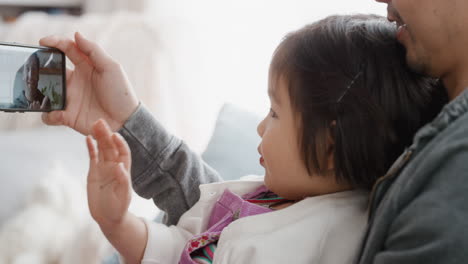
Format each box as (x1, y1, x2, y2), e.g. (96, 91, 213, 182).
(0, 43, 66, 112)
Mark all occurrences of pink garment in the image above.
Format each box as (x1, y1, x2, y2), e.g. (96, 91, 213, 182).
(179, 186, 273, 264)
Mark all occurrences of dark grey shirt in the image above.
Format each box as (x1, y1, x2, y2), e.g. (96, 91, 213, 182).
(118, 105, 222, 225)
(358, 88, 468, 263)
(14, 91, 29, 109)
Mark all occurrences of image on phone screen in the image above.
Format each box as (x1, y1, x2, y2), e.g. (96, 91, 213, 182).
(0, 44, 66, 112)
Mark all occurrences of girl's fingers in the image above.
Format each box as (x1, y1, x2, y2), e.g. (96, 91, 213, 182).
(112, 133, 131, 171)
(39, 35, 87, 67)
(74, 32, 115, 72)
(114, 163, 131, 196)
(92, 119, 119, 162)
(86, 135, 98, 164)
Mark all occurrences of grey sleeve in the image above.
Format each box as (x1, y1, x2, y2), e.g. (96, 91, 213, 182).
(374, 129, 468, 263)
(118, 104, 223, 226)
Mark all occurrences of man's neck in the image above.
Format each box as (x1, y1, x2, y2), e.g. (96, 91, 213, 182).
(442, 64, 468, 101)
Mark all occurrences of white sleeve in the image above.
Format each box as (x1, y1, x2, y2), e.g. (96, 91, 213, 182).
(140, 194, 217, 264)
(140, 219, 194, 264)
(138, 180, 264, 264)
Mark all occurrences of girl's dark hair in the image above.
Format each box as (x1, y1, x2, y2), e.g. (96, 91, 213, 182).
(270, 14, 447, 190)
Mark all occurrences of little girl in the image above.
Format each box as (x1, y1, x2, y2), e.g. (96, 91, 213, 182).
(86, 15, 444, 264)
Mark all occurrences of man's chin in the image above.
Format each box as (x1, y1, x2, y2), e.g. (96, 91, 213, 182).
(402, 44, 438, 76)
(406, 54, 431, 76)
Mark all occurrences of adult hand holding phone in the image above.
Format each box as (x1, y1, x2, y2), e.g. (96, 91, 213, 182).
(39, 32, 139, 135)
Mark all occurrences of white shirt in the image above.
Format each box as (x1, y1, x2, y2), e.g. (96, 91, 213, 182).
(140, 176, 368, 264)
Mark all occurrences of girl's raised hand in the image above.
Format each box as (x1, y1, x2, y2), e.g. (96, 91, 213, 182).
(86, 119, 132, 226)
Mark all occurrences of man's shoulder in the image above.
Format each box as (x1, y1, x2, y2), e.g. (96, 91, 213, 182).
(439, 109, 468, 139)
(392, 111, 468, 201)
(14, 91, 28, 108)
(415, 109, 468, 159)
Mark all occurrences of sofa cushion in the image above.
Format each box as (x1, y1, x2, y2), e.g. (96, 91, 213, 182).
(202, 103, 264, 181)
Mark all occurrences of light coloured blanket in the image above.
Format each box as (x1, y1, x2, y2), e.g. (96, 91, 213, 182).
(0, 163, 113, 264)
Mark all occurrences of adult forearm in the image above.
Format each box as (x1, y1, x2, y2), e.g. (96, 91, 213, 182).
(119, 104, 223, 225)
(99, 212, 148, 264)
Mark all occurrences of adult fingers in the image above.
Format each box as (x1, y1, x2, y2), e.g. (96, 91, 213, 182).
(41, 111, 65, 126)
(40, 97, 49, 110)
(31, 101, 40, 110)
(74, 32, 116, 72)
(40, 35, 87, 67)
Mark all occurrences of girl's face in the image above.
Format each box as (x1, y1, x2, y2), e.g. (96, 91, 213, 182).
(257, 77, 351, 200)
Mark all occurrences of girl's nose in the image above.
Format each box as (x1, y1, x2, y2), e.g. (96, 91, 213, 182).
(257, 118, 266, 137)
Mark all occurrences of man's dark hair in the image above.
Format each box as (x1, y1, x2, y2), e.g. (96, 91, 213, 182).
(270, 14, 447, 190)
(25, 52, 40, 70)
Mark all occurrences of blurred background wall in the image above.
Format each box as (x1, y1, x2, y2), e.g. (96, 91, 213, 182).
(0, 0, 386, 151)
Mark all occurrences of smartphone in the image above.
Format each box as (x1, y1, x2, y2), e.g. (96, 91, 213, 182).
(0, 42, 66, 112)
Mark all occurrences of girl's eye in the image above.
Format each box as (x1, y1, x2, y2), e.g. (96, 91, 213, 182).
(269, 108, 278, 118)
